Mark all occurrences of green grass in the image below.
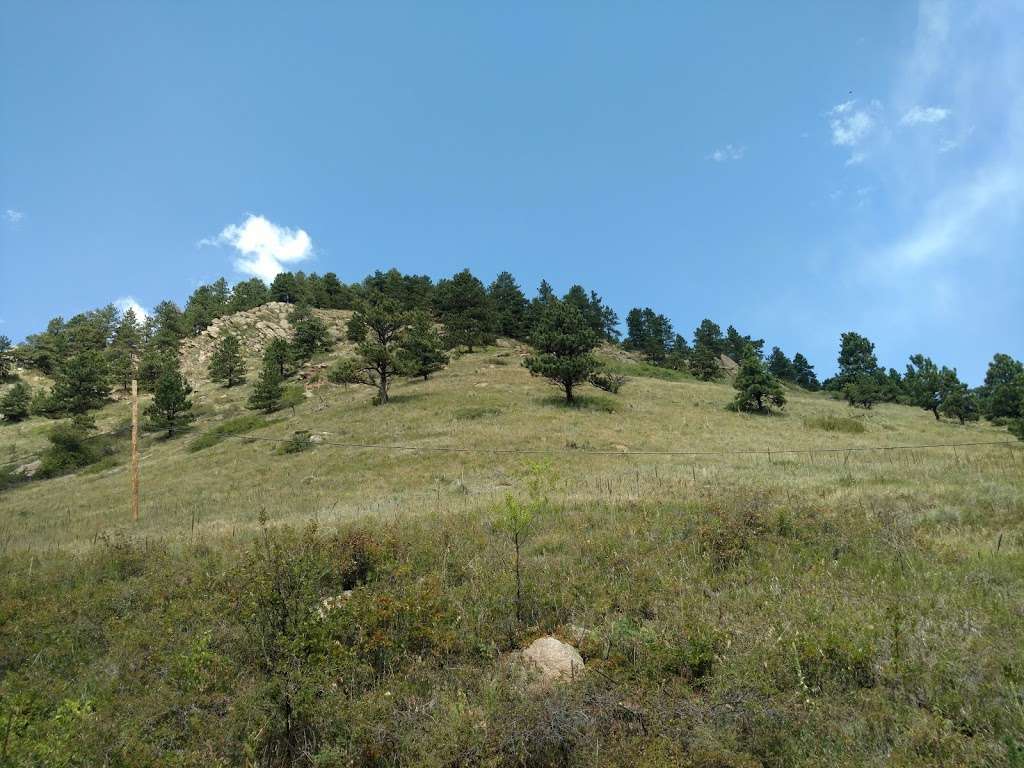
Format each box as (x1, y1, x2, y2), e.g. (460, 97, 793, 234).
(803, 413, 868, 434)
(188, 412, 275, 452)
(1, 322, 1022, 766)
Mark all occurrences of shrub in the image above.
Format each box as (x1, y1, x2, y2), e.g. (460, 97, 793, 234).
(589, 371, 627, 394)
(279, 430, 313, 454)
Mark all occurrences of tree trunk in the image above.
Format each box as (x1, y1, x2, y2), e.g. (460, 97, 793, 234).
(932, 407, 940, 420)
(378, 376, 389, 404)
(565, 381, 574, 403)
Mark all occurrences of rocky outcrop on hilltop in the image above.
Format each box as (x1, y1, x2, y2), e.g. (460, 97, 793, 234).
(179, 302, 352, 382)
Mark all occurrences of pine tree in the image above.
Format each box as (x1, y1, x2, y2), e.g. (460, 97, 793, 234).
(147, 301, 187, 351)
(229, 277, 271, 312)
(288, 304, 332, 363)
(52, 350, 110, 416)
(904, 354, 960, 420)
(624, 308, 674, 365)
(145, 363, 194, 437)
(0, 381, 31, 422)
(344, 295, 410, 404)
(791, 353, 819, 390)
(729, 356, 786, 413)
(269, 272, 302, 303)
(724, 326, 764, 363)
(844, 373, 879, 409)
(264, 338, 292, 379)
(397, 312, 449, 380)
(488, 272, 530, 339)
(434, 269, 495, 352)
(106, 308, 144, 392)
(981, 354, 1024, 419)
(766, 346, 796, 381)
(689, 318, 725, 381)
(248, 360, 285, 413)
(523, 300, 601, 404)
(0, 335, 13, 380)
(939, 385, 980, 425)
(208, 333, 247, 387)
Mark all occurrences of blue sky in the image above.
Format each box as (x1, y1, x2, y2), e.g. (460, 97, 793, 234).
(1, 1, 1021, 384)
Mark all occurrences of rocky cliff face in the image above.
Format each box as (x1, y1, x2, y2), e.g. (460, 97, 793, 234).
(179, 302, 353, 382)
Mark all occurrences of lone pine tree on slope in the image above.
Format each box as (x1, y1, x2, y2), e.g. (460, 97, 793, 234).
(523, 299, 601, 404)
(208, 333, 247, 387)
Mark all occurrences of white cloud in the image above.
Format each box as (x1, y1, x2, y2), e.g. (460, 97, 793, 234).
(114, 296, 150, 320)
(845, 152, 867, 166)
(900, 105, 950, 125)
(707, 144, 745, 162)
(201, 214, 313, 282)
(829, 101, 876, 146)
(4, 209, 24, 223)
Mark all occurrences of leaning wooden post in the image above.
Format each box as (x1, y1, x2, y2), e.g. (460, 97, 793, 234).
(131, 378, 140, 522)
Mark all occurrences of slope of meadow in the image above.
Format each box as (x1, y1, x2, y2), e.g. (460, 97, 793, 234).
(1, 327, 1022, 766)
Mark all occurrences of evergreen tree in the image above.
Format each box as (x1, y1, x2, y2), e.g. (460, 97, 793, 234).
(664, 334, 691, 370)
(624, 308, 674, 364)
(523, 300, 601, 404)
(397, 312, 449, 380)
(488, 271, 530, 339)
(208, 333, 247, 387)
(836, 332, 879, 383)
(20, 319, 66, 374)
(0, 335, 13, 380)
(844, 373, 880, 409)
(688, 319, 724, 381)
(527, 280, 558, 333)
(229, 277, 271, 312)
(264, 338, 292, 379)
(766, 347, 796, 381)
(52, 350, 110, 416)
(269, 272, 303, 303)
(137, 348, 173, 393)
(145, 363, 195, 437)
(361, 269, 434, 311)
(981, 354, 1024, 419)
(106, 308, 144, 392)
(791, 353, 819, 390)
(288, 304, 332, 363)
(248, 360, 285, 413)
(434, 269, 495, 352)
(147, 301, 187, 352)
(939, 385, 980, 425)
(345, 295, 410, 404)
(182, 278, 230, 334)
(729, 355, 786, 413)
(904, 354, 960, 420)
(724, 325, 764, 363)
(0, 381, 31, 422)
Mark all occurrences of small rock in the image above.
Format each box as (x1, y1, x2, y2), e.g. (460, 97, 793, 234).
(15, 460, 42, 478)
(522, 636, 584, 685)
(317, 591, 353, 619)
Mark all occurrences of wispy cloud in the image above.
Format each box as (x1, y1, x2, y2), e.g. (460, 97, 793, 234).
(881, 166, 1019, 268)
(829, 100, 877, 147)
(114, 296, 150, 320)
(4, 209, 24, 224)
(900, 105, 950, 125)
(706, 144, 745, 162)
(201, 214, 314, 283)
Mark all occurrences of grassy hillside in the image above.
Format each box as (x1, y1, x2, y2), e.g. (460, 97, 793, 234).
(1, 323, 1022, 766)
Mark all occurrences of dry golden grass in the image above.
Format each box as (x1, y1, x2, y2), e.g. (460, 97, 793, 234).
(1, 339, 1018, 556)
